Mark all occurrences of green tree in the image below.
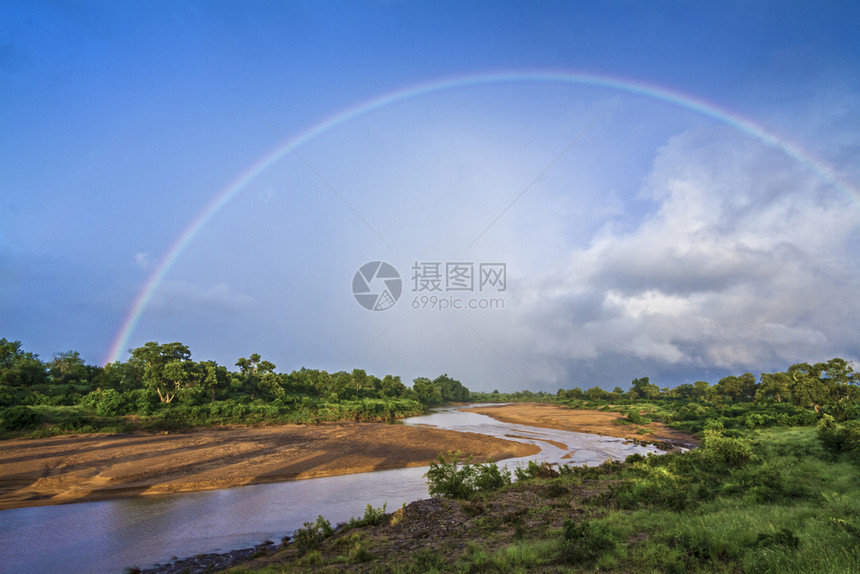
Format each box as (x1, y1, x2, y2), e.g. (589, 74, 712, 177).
(413, 377, 443, 407)
(95, 360, 142, 392)
(785, 359, 857, 412)
(631, 377, 659, 400)
(200, 360, 229, 403)
(788, 362, 832, 412)
(379, 374, 407, 398)
(129, 341, 194, 403)
(433, 374, 470, 403)
(693, 380, 710, 400)
(822, 358, 860, 402)
(0, 338, 47, 388)
(47, 351, 89, 385)
(236, 353, 278, 400)
(715, 373, 757, 402)
(757, 372, 791, 403)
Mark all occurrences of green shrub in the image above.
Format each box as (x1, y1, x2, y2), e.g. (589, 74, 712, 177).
(95, 389, 127, 417)
(425, 452, 477, 499)
(1, 405, 42, 430)
(425, 453, 513, 499)
(627, 410, 645, 424)
(700, 430, 753, 466)
(473, 460, 512, 491)
(132, 389, 157, 415)
(346, 533, 374, 563)
(514, 460, 559, 481)
(291, 515, 333, 554)
(818, 415, 860, 461)
(345, 503, 387, 528)
(559, 519, 618, 565)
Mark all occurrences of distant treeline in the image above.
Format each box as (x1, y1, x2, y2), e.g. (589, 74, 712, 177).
(2, 337, 859, 437)
(555, 359, 860, 419)
(0, 339, 470, 436)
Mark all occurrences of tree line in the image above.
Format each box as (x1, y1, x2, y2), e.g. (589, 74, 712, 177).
(556, 357, 860, 419)
(3, 336, 858, 434)
(0, 338, 470, 434)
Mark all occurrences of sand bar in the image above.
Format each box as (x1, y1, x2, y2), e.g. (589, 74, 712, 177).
(465, 403, 698, 446)
(0, 403, 698, 511)
(0, 422, 538, 510)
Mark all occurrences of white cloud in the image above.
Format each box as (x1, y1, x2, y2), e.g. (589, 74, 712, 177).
(506, 124, 860, 386)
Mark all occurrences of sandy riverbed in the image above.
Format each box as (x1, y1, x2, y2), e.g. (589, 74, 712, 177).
(465, 403, 698, 446)
(0, 422, 538, 510)
(0, 403, 696, 511)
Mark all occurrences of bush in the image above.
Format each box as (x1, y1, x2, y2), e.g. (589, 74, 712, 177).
(473, 461, 512, 491)
(514, 460, 559, 481)
(95, 389, 127, 417)
(559, 519, 618, 565)
(425, 453, 512, 499)
(291, 515, 333, 554)
(132, 389, 157, 415)
(345, 503, 387, 528)
(425, 452, 478, 499)
(700, 430, 753, 466)
(1, 405, 42, 431)
(627, 410, 645, 424)
(818, 415, 860, 461)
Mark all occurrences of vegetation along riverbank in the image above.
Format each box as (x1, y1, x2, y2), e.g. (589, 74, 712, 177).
(2, 339, 859, 572)
(180, 359, 857, 573)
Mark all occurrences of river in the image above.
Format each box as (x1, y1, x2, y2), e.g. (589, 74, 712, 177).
(0, 406, 661, 573)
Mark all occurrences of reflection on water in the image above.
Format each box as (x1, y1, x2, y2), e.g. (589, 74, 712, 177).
(405, 405, 662, 467)
(0, 406, 660, 573)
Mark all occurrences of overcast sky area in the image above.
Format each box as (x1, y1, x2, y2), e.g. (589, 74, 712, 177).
(2, 1, 860, 393)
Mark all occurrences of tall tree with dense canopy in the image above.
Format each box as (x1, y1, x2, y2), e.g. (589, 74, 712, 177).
(236, 353, 278, 400)
(630, 377, 659, 400)
(47, 351, 89, 385)
(129, 342, 194, 403)
(716, 373, 757, 402)
(757, 372, 791, 403)
(0, 338, 47, 388)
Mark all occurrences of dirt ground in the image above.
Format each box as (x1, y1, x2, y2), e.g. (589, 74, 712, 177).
(0, 423, 538, 510)
(465, 403, 698, 446)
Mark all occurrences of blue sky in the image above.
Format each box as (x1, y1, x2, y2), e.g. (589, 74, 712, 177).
(2, 0, 859, 392)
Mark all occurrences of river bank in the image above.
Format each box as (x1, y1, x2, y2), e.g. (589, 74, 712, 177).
(464, 403, 698, 449)
(0, 421, 538, 511)
(0, 403, 697, 512)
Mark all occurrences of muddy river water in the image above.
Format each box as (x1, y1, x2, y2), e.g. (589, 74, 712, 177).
(0, 406, 661, 573)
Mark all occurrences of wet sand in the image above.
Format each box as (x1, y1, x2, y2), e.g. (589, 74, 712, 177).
(0, 423, 538, 510)
(465, 403, 698, 446)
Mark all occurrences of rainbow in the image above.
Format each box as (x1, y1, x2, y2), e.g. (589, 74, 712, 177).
(104, 69, 859, 365)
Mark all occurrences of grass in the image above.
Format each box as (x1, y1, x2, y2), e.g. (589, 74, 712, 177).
(222, 425, 859, 573)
